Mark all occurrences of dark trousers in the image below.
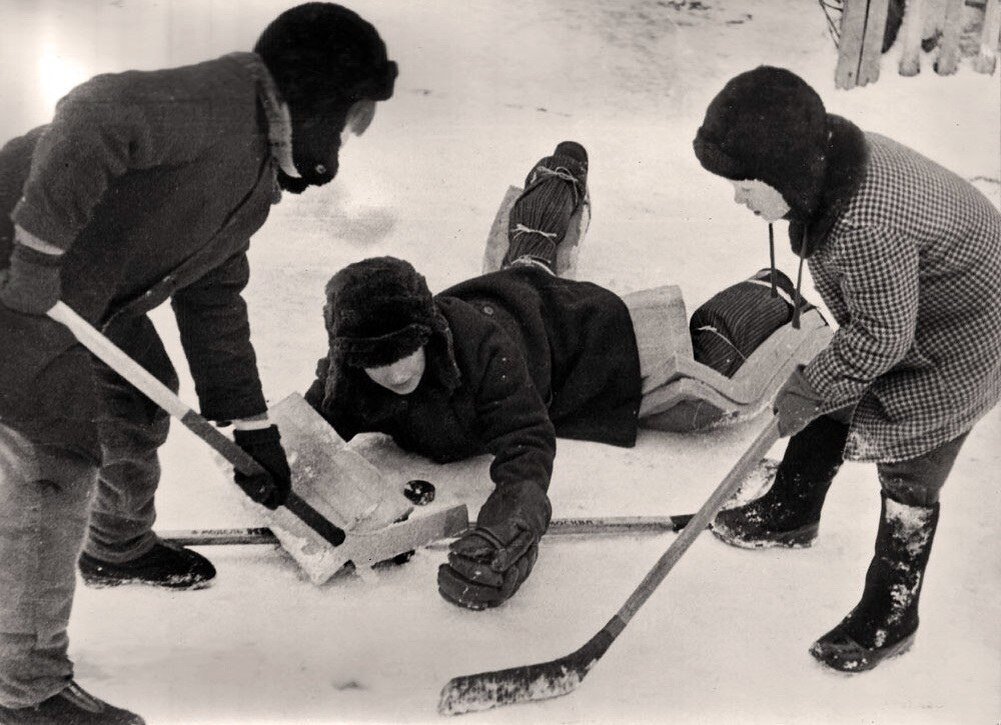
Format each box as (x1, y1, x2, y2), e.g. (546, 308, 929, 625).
(790, 413, 969, 507)
(0, 315, 177, 707)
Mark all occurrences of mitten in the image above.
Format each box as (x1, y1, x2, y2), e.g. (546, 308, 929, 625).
(438, 479, 551, 610)
(233, 425, 292, 509)
(774, 365, 827, 437)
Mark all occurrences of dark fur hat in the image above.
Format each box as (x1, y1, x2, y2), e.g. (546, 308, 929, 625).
(324, 256, 448, 369)
(255, 3, 398, 190)
(254, 3, 397, 109)
(692, 66, 829, 220)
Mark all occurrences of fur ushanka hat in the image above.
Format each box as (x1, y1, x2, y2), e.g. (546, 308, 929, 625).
(255, 3, 398, 189)
(255, 3, 397, 109)
(323, 256, 449, 369)
(692, 66, 829, 222)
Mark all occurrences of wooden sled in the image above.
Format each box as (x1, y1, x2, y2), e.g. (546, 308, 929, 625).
(479, 187, 833, 431)
(631, 288, 833, 432)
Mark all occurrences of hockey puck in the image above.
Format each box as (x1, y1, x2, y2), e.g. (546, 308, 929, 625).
(403, 479, 436, 505)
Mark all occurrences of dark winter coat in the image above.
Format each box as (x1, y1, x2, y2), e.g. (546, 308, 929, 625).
(0, 52, 280, 455)
(305, 265, 642, 493)
(793, 120, 1001, 462)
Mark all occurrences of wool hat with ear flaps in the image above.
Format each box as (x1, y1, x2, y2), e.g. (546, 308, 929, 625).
(324, 256, 450, 370)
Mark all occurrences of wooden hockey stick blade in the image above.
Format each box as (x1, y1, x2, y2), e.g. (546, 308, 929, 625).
(158, 514, 697, 547)
(438, 419, 780, 715)
(438, 627, 616, 715)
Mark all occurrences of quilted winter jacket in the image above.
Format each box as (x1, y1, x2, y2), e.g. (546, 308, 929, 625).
(0, 52, 280, 453)
(801, 132, 1001, 462)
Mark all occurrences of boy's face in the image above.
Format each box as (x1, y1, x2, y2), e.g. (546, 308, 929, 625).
(364, 346, 426, 395)
(730, 179, 790, 222)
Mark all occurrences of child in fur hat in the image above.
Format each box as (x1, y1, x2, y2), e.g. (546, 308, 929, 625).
(0, 4, 396, 721)
(693, 66, 1001, 672)
(305, 142, 814, 610)
(306, 253, 640, 611)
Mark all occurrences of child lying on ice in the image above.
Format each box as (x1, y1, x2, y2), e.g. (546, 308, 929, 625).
(304, 142, 816, 610)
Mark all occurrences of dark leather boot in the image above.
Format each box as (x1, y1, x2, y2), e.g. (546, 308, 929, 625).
(810, 491, 939, 672)
(0, 681, 144, 724)
(79, 539, 215, 590)
(712, 415, 849, 548)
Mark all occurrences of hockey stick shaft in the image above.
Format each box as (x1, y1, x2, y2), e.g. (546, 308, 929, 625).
(612, 417, 779, 626)
(438, 417, 781, 715)
(158, 514, 697, 547)
(47, 301, 346, 547)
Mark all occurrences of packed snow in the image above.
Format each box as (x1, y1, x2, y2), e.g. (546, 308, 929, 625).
(1, 1, 999, 723)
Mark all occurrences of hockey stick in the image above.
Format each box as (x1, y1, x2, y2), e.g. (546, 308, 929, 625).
(158, 514, 698, 547)
(437, 417, 781, 715)
(47, 301, 346, 548)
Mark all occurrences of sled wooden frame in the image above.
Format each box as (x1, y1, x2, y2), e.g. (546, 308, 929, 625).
(637, 303, 834, 431)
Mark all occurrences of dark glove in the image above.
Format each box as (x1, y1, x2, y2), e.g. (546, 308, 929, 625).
(233, 425, 292, 510)
(438, 480, 551, 610)
(0, 242, 63, 315)
(774, 365, 827, 438)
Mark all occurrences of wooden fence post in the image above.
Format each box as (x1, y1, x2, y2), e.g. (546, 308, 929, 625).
(899, 0, 927, 75)
(974, 0, 1001, 73)
(836, 0, 891, 88)
(935, 0, 965, 74)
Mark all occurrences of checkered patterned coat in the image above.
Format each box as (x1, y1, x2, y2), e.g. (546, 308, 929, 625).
(803, 133, 1001, 462)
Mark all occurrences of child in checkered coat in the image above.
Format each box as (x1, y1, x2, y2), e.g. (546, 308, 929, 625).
(692, 66, 1001, 672)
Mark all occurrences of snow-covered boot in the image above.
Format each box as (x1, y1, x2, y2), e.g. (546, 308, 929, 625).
(0, 681, 144, 724)
(712, 415, 849, 548)
(810, 492, 939, 672)
(503, 141, 589, 274)
(79, 539, 215, 590)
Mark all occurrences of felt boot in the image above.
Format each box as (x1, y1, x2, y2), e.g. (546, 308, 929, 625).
(713, 415, 849, 548)
(810, 492, 939, 672)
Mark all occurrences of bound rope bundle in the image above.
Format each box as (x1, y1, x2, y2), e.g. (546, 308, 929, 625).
(503, 142, 589, 269)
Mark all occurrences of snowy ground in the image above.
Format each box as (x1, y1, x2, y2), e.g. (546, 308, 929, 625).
(2, 1, 1000, 723)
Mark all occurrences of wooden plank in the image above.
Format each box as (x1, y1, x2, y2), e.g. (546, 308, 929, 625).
(268, 393, 412, 533)
(481, 185, 521, 274)
(935, 0, 966, 74)
(265, 393, 420, 584)
(974, 0, 1001, 74)
(899, 0, 928, 75)
(836, 0, 872, 89)
(859, 0, 891, 85)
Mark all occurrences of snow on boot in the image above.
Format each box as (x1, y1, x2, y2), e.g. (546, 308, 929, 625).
(503, 141, 589, 274)
(0, 681, 144, 724)
(810, 492, 939, 673)
(79, 539, 215, 590)
(712, 415, 849, 548)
